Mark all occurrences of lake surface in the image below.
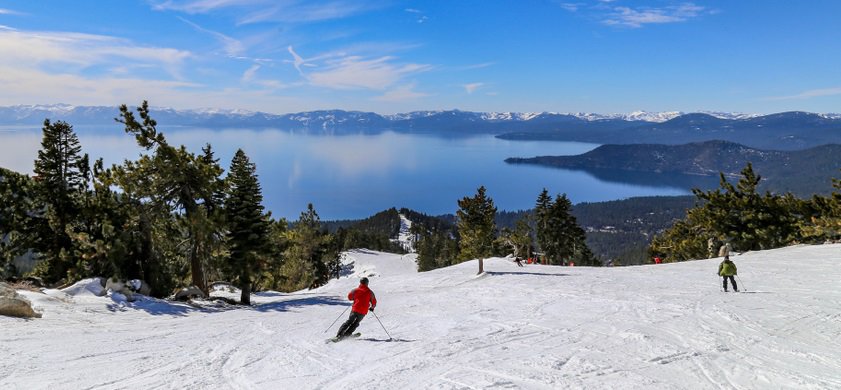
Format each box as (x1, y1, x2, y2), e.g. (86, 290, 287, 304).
(0, 127, 693, 220)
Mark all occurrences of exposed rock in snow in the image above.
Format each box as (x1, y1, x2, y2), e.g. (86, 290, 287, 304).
(172, 286, 206, 301)
(0, 282, 41, 318)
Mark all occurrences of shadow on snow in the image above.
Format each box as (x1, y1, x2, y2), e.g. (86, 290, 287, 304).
(359, 337, 417, 343)
(485, 271, 571, 277)
(253, 295, 348, 312)
(106, 294, 348, 316)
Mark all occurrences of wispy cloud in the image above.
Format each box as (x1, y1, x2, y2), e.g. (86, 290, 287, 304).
(766, 87, 841, 101)
(457, 62, 495, 71)
(178, 17, 244, 57)
(308, 56, 429, 90)
(559, 3, 584, 12)
(152, 0, 257, 14)
(240, 62, 287, 89)
(0, 64, 309, 112)
(0, 8, 23, 15)
(241, 64, 260, 82)
(0, 66, 198, 105)
(238, 1, 381, 25)
(603, 3, 705, 28)
(560, 2, 708, 28)
(373, 83, 428, 102)
(286, 46, 320, 75)
(404, 8, 428, 23)
(0, 28, 191, 78)
(289, 46, 430, 91)
(0, 27, 290, 111)
(463, 82, 484, 94)
(154, 0, 384, 25)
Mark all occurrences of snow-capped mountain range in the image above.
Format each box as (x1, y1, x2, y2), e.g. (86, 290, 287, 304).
(3, 103, 839, 126)
(3, 104, 841, 150)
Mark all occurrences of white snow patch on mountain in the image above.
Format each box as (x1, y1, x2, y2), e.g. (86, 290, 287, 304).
(395, 214, 415, 252)
(4, 244, 841, 388)
(699, 111, 762, 120)
(568, 110, 762, 122)
(480, 112, 545, 121)
(383, 111, 444, 121)
(181, 107, 257, 116)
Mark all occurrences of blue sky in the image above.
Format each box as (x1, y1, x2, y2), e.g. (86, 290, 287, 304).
(0, 0, 839, 114)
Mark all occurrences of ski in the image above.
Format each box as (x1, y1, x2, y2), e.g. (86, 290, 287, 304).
(327, 333, 361, 343)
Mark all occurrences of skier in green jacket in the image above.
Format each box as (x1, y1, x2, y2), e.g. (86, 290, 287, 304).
(718, 255, 738, 292)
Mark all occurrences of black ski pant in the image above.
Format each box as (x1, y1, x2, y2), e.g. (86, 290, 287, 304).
(722, 275, 738, 291)
(337, 311, 365, 337)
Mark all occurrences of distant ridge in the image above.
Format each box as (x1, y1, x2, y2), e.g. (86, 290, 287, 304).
(506, 140, 841, 196)
(2, 105, 841, 150)
(2, 103, 839, 125)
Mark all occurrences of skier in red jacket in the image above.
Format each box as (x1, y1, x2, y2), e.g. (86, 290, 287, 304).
(336, 277, 377, 339)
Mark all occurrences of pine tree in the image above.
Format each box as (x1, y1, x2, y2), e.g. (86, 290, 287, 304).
(533, 189, 553, 264)
(457, 186, 497, 274)
(251, 218, 289, 291)
(280, 204, 331, 291)
(0, 168, 37, 278)
(552, 194, 595, 265)
(533, 191, 596, 266)
(651, 163, 804, 261)
(698, 164, 800, 252)
(32, 119, 90, 283)
(70, 158, 132, 281)
(104, 156, 182, 297)
(414, 227, 437, 272)
(117, 102, 225, 294)
(800, 170, 841, 241)
(411, 217, 458, 272)
(224, 149, 269, 305)
(497, 217, 533, 259)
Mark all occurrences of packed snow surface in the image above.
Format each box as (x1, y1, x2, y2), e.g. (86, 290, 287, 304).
(3, 244, 841, 389)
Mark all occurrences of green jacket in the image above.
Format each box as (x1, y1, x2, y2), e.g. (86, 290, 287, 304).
(718, 260, 737, 276)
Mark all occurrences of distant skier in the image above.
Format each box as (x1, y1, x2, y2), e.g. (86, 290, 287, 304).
(335, 277, 377, 340)
(514, 257, 524, 267)
(718, 255, 738, 292)
(654, 256, 663, 264)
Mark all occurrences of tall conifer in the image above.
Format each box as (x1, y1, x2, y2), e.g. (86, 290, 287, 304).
(457, 186, 497, 274)
(224, 149, 269, 305)
(534, 191, 595, 266)
(32, 119, 89, 282)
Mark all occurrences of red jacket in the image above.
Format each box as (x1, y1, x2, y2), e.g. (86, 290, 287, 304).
(349, 284, 376, 315)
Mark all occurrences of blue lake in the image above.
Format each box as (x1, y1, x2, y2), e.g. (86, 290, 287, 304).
(0, 127, 693, 220)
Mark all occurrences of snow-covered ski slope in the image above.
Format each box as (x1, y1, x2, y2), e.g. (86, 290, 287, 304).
(3, 245, 841, 389)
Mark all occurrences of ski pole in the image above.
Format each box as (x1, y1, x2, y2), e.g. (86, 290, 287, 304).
(371, 310, 393, 341)
(324, 305, 350, 333)
(736, 275, 746, 292)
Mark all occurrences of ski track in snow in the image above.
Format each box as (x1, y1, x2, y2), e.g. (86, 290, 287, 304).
(2, 245, 841, 389)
